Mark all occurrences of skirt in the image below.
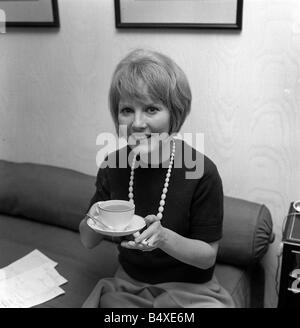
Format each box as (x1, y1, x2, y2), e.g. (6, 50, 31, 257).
(82, 265, 235, 308)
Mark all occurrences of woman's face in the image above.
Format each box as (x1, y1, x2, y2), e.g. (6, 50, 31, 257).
(117, 94, 171, 155)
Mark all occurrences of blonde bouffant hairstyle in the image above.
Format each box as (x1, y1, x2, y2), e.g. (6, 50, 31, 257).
(109, 49, 192, 134)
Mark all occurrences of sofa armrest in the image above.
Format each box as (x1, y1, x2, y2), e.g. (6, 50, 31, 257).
(217, 196, 274, 267)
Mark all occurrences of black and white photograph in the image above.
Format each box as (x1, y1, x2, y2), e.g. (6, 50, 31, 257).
(115, 0, 243, 29)
(0, 0, 59, 27)
(0, 0, 300, 314)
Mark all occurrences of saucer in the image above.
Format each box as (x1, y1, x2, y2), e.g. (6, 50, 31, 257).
(87, 214, 146, 237)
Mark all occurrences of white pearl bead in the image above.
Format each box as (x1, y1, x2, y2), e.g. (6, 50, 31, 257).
(128, 139, 175, 222)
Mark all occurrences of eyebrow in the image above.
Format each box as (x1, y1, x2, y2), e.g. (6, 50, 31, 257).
(118, 101, 162, 107)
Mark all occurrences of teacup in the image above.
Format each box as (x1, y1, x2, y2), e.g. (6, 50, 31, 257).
(93, 200, 135, 231)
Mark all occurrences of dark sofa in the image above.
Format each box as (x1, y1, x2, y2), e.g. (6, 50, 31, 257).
(0, 159, 274, 308)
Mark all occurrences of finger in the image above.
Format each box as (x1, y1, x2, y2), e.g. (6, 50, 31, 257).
(146, 235, 157, 247)
(88, 204, 96, 216)
(140, 239, 149, 246)
(135, 227, 155, 244)
(141, 247, 155, 252)
(135, 223, 158, 243)
(89, 202, 101, 216)
(121, 240, 147, 251)
(144, 215, 159, 226)
(120, 240, 137, 248)
(133, 231, 140, 238)
(141, 243, 157, 252)
(123, 239, 155, 252)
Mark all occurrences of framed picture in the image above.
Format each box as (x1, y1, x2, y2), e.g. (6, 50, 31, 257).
(115, 0, 243, 30)
(0, 0, 60, 27)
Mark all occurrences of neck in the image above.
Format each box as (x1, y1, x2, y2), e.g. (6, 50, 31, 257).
(131, 139, 175, 167)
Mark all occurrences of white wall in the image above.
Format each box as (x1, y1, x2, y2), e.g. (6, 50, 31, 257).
(0, 0, 300, 307)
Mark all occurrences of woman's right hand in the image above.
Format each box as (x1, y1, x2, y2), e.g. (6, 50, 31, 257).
(79, 212, 104, 249)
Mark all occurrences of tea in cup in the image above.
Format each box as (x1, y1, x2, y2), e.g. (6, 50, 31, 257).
(93, 200, 135, 231)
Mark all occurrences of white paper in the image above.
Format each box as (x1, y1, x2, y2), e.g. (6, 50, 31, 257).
(0, 249, 57, 281)
(0, 250, 67, 308)
(0, 285, 65, 308)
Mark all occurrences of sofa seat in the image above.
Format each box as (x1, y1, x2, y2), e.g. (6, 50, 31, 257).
(0, 214, 119, 308)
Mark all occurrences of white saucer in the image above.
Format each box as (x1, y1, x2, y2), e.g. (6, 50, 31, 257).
(87, 214, 146, 237)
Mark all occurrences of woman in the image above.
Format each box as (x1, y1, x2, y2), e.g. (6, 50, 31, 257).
(79, 49, 235, 308)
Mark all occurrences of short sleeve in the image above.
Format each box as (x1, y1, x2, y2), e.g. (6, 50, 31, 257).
(188, 161, 223, 243)
(88, 165, 111, 211)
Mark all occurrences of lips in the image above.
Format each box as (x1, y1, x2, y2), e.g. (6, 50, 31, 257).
(130, 133, 151, 141)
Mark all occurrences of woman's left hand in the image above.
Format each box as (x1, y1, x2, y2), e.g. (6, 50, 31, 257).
(120, 215, 166, 252)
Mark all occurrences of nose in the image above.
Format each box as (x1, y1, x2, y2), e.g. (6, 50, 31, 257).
(132, 112, 147, 131)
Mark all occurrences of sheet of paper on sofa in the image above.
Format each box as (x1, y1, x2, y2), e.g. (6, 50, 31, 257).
(0, 249, 67, 308)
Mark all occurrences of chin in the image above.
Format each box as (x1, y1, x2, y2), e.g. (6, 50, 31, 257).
(131, 144, 155, 155)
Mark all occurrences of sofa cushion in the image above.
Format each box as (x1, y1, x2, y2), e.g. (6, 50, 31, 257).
(218, 196, 273, 267)
(0, 160, 95, 232)
(0, 213, 119, 308)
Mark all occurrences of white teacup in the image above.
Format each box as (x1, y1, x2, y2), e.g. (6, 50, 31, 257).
(92, 200, 135, 231)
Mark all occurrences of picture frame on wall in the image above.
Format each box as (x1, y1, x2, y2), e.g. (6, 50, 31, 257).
(115, 0, 243, 30)
(0, 0, 60, 27)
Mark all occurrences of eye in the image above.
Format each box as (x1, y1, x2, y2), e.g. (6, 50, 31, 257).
(119, 107, 133, 115)
(146, 106, 159, 114)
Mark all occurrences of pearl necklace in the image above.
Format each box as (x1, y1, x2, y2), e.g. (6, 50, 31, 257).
(128, 139, 176, 220)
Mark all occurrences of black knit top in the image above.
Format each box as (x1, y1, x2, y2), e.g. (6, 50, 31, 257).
(89, 139, 223, 284)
